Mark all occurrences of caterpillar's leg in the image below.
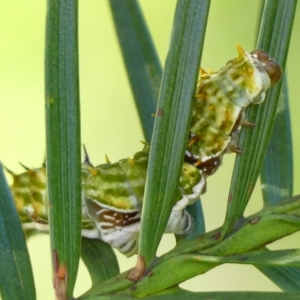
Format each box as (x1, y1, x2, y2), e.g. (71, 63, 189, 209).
(225, 110, 246, 154)
(226, 110, 255, 154)
(165, 208, 193, 235)
(226, 130, 243, 154)
(21, 205, 50, 233)
(242, 118, 256, 127)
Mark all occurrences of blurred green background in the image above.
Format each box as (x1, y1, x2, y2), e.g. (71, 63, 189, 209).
(0, 1, 299, 299)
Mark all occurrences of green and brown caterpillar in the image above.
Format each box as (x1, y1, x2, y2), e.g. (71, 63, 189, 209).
(8, 144, 206, 257)
(7, 44, 282, 257)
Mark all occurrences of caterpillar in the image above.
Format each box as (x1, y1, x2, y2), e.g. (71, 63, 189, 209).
(7, 44, 282, 257)
(7, 145, 206, 257)
(185, 44, 282, 174)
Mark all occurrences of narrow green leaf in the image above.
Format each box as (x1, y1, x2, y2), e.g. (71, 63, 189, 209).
(45, 0, 81, 298)
(257, 266, 300, 292)
(257, 77, 299, 291)
(204, 199, 300, 257)
(81, 238, 120, 286)
(109, 0, 161, 141)
(110, 0, 206, 249)
(139, 0, 210, 265)
(251, 1, 299, 292)
(185, 199, 205, 240)
(261, 77, 293, 205)
(223, 0, 297, 232)
(0, 163, 36, 300)
(211, 249, 300, 268)
(145, 290, 300, 300)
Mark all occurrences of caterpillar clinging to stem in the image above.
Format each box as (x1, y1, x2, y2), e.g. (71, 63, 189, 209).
(7, 44, 282, 257)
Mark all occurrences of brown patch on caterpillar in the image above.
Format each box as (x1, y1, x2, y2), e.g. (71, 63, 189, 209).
(198, 156, 222, 175)
(184, 153, 222, 176)
(85, 199, 140, 229)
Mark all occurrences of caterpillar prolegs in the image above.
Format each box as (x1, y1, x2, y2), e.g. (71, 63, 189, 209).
(7, 44, 282, 257)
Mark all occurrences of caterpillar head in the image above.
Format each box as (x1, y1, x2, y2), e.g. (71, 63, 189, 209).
(232, 44, 282, 104)
(234, 44, 281, 84)
(250, 49, 282, 85)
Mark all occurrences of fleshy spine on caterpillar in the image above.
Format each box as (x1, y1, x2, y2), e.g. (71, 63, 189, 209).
(7, 44, 282, 257)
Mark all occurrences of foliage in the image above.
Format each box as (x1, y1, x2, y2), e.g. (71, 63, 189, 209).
(0, 0, 299, 299)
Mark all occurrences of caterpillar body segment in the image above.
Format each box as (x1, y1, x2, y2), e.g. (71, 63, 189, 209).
(6, 165, 48, 235)
(8, 144, 206, 257)
(82, 144, 205, 256)
(186, 44, 282, 174)
(84, 198, 141, 257)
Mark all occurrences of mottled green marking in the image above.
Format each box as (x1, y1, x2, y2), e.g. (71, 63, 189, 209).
(187, 44, 278, 165)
